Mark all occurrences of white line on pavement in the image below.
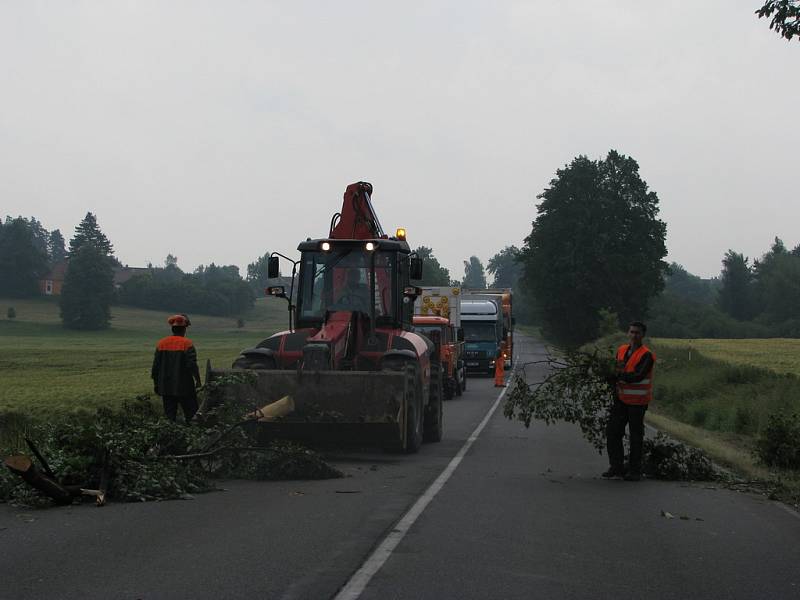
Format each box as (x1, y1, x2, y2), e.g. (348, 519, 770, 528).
(333, 366, 515, 600)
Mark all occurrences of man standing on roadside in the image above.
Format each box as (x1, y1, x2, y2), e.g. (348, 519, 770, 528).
(151, 314, 202, 423)
(603, 321, 656, 481)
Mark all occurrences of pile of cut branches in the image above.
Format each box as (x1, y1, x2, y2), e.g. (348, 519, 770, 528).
(503, 348, 717, 481)
(1, 377, 342, 507)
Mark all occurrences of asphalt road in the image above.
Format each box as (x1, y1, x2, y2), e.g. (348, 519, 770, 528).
(2, 335, 799, 599)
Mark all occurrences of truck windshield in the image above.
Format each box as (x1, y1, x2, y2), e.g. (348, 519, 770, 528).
(462, 322, 497, 342)
(298, 248, 395, 322)
(414, 325, 446, 341)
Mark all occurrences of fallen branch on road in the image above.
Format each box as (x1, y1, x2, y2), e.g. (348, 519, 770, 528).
(503, 348, 717, 481)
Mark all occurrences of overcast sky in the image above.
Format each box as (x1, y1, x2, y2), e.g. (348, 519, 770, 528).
(1, 1, 797, 279)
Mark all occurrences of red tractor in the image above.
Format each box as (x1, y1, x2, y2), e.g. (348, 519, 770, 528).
(207, 182, 443, 452)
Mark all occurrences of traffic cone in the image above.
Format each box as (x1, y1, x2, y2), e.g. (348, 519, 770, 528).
(494, 354, 506, 387)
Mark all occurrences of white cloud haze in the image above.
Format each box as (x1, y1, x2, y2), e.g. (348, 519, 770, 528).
(1, 1, 797, 278)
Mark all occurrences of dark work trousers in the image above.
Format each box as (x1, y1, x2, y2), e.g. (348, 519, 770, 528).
(163, 395, 198, 424)
(606, 398, 648, 473)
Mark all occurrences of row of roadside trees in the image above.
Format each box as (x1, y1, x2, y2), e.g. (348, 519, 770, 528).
(1, 212, 260, 330)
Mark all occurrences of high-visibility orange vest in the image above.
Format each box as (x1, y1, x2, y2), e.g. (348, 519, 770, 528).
(615, 344, 655, 405)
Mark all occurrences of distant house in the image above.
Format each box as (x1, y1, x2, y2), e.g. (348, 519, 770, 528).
(38, 263, 149, 296)
(39, 261, 67, 296)
(113, 266, 149, 289)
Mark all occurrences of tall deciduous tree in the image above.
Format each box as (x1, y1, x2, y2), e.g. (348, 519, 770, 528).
(462, 256, 487, 289)
(487, 246, 522, 288)
(246, 252, 275, 293)
(716, 251, 755, 321)
(519, 150, 668, 346)
(69, 212, 115, 258)
(60, 244, 115, 330)
(756, 0, 800, 41)
(412, 246, 451, 286)
(0, 218, 50, 297)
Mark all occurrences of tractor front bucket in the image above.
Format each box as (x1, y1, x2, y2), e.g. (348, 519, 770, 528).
(205, 365, 411, 450)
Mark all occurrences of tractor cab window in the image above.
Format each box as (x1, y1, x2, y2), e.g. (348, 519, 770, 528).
(298, 248, 396, 323)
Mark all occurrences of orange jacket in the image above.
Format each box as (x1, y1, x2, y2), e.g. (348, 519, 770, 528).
(615, 344, 655, 405)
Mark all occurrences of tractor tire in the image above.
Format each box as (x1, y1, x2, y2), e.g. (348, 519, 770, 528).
(232, 355, 276, 370)
(424, 361, 443, 443)
(382, 358, 423, 453)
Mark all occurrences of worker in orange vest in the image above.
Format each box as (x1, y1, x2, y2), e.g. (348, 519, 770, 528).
(602, 321, 655, 481)
(494, 349, 506, 387)
(151, 314, 202, 423)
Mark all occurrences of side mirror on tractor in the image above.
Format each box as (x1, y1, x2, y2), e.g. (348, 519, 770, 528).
(410, 255, 423, 280)
(268, 256, 280, 279)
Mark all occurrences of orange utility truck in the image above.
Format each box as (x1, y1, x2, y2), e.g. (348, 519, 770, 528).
(413, 287, 466, 399)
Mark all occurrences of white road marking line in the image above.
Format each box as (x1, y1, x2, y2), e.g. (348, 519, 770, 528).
(333, 365, 516, 600)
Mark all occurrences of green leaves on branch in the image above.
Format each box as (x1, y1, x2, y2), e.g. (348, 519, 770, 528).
(503, 349, 617, 453)
(503, 350, 717, 481)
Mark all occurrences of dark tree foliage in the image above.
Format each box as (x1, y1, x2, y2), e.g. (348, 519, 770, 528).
(487, 245, 523, 288)
(663, 263, 718, 305)
(246, 252, 275, 293)
(60, 244, 115, 330)
(119, 263, 255, 317)
(412, 246, 452, 286)
(519, 150, 668, 346)
(26, 217, 50, 255)
(716, 251, 756, 321)
(752, 238, 800, 324)
(756, 0, 800, 40)
(48, 229, 67, 262)
(462, 255, 487, 289)
(0, 217, 49, 297)
(68, 212, 115, 258)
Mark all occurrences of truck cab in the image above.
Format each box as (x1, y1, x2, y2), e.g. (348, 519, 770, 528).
(461, 298, 503, 376)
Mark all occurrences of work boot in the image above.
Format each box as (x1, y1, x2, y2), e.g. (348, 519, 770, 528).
(601, 467, 624, 479)
(623, 471, 642, 482)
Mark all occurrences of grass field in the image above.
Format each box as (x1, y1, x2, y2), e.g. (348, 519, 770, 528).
(655, 338, 800, 377)
(0, 297, 288, 415)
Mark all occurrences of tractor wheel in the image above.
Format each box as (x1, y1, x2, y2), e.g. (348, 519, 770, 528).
(405, 364, 424, 452)
(424, 361, 443, 443)
(382, 358, 423, 453)
(232, 355, 276, 370)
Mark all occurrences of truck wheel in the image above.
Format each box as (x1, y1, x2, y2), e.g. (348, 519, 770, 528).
(443, 373, 454, 400)
(424, 361, 443, 443)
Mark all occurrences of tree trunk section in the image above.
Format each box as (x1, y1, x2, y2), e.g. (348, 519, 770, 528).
(4, 455, 76, 505)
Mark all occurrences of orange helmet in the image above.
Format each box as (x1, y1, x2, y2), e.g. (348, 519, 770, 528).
(167, 314, 191, 327)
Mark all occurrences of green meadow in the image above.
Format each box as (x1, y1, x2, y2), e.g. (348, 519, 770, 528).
(0, 297, 288, 415)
